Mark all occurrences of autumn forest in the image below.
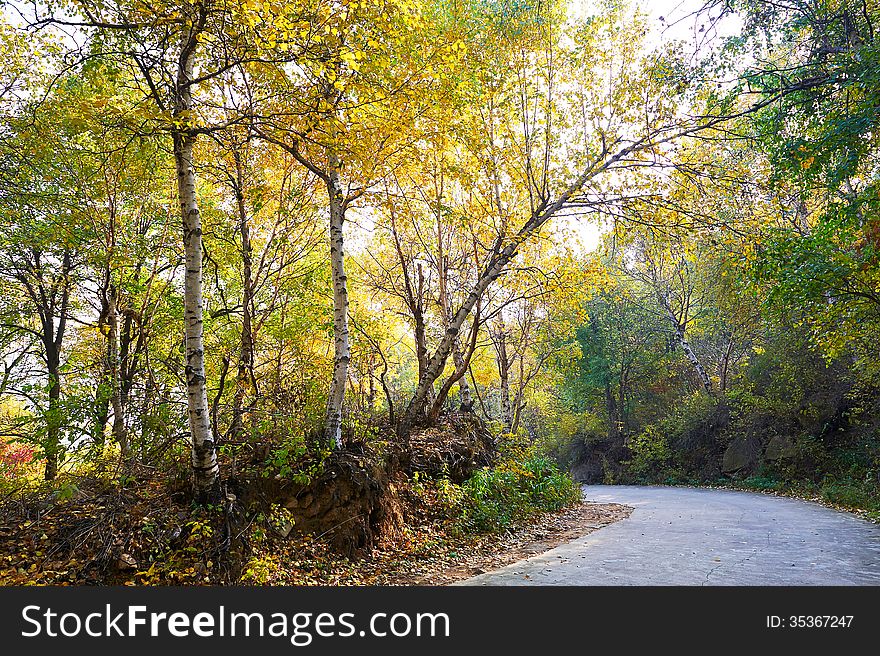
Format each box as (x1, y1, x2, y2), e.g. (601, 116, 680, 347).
(0, 0, 878, 585)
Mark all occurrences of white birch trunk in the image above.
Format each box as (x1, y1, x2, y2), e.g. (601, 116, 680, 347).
(658, 290, 713, 394)
(174, 23, 219, 498)
(324, 149, 349, 449)
(494, 322, 513, 432)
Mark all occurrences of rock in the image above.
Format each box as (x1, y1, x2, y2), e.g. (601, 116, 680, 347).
(722, 435, 762, 474)
(116, 554, 138, 571)
(764, 435, 795, 461)
(278, 518, 295, 538)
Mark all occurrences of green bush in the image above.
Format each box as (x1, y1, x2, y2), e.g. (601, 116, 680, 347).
(458, 453, 581, 533)
(625, 425, 673, 480)
(739, 475, 785, 492)
(820, 477, 879, 510)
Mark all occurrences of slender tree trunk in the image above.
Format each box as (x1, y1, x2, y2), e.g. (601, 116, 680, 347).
(44, 348, 61, 481)
(511, 357, 526, 434)
(657, 289, 713, 394)
(438, 251, 472, 411)
(324, 149, 349, 449)
(174, 24, 219, 499)
(367, 354, 376, 412)
(469, 366, 490, 418)
(107, 289, 129, 458)
(413, 264, 430, 385)
(388, 205, 431, 416)
(41, 251, 70, 481)
(93, 277, 111, 447)
(92, 374, 110, 447)
(451, 345, 472, 410)
(491, 320, 513, 432)
(231, 152, 255, 442)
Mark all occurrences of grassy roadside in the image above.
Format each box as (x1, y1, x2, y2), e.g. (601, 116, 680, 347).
(665, 477, 880, 523)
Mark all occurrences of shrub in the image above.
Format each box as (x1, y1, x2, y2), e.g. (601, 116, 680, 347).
(740, 475, 785, 492)
(458, 452, 581, 533)
(625, 425, 672, 480)
(0, 441, 35, 480)
(820, 477, 879, 510)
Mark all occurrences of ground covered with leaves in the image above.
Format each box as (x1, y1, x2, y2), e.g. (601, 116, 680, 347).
(240, 498, 630, 586)
(0, 458, 628, 586)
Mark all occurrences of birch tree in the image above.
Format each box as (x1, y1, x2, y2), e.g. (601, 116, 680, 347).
(253, 0, 462, 447)
(26, 0, 277, 497)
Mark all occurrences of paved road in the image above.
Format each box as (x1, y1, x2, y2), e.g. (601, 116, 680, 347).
(462, 485, 880, 585)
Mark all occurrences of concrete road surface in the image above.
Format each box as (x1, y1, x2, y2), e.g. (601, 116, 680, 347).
(461, 485, 880, 585)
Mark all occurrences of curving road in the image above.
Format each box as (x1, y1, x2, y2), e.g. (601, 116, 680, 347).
(462, 485, 880, 585)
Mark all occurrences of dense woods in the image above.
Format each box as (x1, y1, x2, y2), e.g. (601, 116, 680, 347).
(0, 0, 878, 584)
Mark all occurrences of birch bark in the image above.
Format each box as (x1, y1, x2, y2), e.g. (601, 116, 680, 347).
(324, 149, 350, 449)
(173, 21, 220, 498)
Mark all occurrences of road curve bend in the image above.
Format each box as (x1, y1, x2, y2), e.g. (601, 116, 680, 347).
(461, 485, 880, 585)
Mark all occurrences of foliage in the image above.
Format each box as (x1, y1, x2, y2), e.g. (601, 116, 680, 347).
(458, 447, 581, 533)
(624, 425, 673, 481)
(0, 440, 34, 480)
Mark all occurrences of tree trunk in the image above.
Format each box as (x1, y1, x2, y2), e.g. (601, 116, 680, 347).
(174, 23, 220, 500)
(92, 375, 110, 447)
(658, 289, 713, 394)
(231, 151, 255, 443)
(493, 322, 513, 432)
(367, 354, 377, 412)
(451, 344, 472, 410)
(511, 356, 526, 434)
(438, 250, 472, 411)
(107, 289, 130, 458)
(40, 250, 70, 481)
(413, 264, 430, 385)
(388, 207, 433, 419)
(44, 348, 61, 481)
(324, 149, 349, 449)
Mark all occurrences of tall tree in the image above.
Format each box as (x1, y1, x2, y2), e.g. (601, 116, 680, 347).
(26, 0, 284, 496)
